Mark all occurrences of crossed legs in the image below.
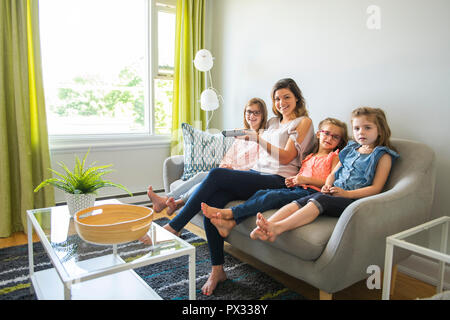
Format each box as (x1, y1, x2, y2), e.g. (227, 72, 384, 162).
(140, 186, 183, 244)
(201, 203, 236, 238)
(147, 186, 184, 215)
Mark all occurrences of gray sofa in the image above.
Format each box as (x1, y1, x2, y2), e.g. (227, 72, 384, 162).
(163, 138, 436, 299)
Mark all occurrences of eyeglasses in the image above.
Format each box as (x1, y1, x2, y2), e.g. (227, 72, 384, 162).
(320, 130, 341, 141)
(245, 110, 261, 116)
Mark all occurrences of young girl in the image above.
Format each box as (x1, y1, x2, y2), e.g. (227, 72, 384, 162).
(251, 107, 399, 242)
(145, 97, 268, 216)
(201, 117, 348, 238)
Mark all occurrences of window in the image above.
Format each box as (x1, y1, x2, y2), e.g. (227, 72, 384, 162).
(154, 5, 176, 135)
(39, 0, 175, 141)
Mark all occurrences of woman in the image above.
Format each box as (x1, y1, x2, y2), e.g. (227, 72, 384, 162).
(164, 78, 315, 295)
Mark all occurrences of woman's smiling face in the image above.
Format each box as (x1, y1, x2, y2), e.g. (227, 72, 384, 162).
(274, 88, 298, 119)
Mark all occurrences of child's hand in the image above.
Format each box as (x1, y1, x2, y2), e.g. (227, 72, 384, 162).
(329, 186, 348, 198)
(219, 163, 233, 169)
(285, 176, 295, 187)
(293, 175, 303, 186)
(321, 184, 332, 194)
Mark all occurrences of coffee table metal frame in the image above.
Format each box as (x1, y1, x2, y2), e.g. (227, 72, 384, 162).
(27, 202, 196, 300)
(382, 215, 449, 300)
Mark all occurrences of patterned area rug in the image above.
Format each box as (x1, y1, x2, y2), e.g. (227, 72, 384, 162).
(0, 218, 304, 300)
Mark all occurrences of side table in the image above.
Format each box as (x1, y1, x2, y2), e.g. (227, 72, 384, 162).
(382, 216, 449, 300)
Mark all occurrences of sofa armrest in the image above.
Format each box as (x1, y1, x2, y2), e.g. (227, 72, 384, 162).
(163, 155, 184, 193)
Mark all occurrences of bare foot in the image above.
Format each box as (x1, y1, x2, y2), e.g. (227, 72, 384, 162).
(165, 197, 184, 215)
(210, 216, 236, 238)
(201, 202, 233, 219)
(201, 266, 227, 296)
(201, 202, 218, 219)
(139, 233, 153, 245)
(250, 226, 270, 241)
(255, 213, 277, 242)
(139, 224, 181, 245)
(163, 223, 181, 237)
(255, 212, 268, 229)
(147, 186, 168, 213)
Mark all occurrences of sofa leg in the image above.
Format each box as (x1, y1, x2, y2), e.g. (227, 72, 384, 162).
(319, 290, 333, 300)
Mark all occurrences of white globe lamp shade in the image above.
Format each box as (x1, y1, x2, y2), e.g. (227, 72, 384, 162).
(194, 49, 213, 72)
(200, 89, 219, 111)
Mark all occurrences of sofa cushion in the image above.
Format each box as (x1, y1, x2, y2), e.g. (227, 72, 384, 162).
(180, 123, 234, 180)
(225, 200, 339, 261)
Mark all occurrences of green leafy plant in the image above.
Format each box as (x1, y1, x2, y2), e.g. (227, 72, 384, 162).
(34, 150, 133, 196)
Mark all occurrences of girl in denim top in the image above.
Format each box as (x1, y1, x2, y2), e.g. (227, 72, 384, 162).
(252, 107, 399, 242)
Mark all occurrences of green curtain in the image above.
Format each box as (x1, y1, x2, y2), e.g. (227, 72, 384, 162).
(0, 0, 54, 237)
(170, 0, 207, 155)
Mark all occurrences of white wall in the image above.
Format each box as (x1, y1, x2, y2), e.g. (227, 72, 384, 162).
(208, 0, 450, 220)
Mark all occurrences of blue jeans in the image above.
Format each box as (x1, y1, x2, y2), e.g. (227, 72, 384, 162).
(231, 187, 318, 224)
(169, 168, 286, 265)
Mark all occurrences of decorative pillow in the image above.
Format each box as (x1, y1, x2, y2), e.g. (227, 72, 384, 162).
(181, 123, 234, 181)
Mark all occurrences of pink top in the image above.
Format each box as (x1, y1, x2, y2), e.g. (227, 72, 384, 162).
(220, 139, 259, 171)
(298, 150, 339, 191)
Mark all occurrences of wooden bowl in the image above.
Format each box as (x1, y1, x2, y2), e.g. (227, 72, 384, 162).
(74, 204, 153, 245)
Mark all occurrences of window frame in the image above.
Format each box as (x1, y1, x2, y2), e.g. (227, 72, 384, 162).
(151, 0, 176, 136)
(47, 0, 176, 152)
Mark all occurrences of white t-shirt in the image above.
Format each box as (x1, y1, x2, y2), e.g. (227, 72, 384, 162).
(252, 116, 316, 178)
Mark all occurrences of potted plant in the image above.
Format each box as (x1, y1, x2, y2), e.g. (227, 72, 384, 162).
(34, 149, 133, 216)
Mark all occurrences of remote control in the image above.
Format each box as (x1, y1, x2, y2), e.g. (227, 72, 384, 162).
(222, 129, 248, 137)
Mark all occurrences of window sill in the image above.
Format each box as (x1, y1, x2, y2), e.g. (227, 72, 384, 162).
(49, 134, 171, 153)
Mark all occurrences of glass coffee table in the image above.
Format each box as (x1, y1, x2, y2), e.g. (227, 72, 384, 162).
(382, 216, 449, 300)
(27, 199, 196, 300)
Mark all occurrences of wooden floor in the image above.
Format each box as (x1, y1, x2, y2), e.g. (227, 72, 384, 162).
(0, 210, 438, 300)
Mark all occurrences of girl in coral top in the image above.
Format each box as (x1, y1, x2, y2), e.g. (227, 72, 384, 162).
(202, 117, 348, 238)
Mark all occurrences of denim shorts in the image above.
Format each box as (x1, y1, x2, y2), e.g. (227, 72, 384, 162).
(294, 192, 355, 218)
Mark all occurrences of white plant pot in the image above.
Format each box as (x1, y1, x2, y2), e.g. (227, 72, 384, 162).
(65, 193, 96, 217)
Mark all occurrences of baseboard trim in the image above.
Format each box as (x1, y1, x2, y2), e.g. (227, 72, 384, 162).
(397, 254, 450, 290)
